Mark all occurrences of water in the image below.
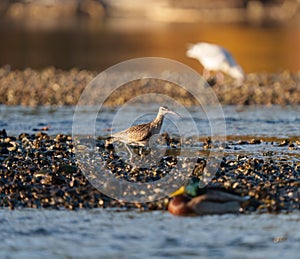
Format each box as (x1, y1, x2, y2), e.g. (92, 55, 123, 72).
(1, 105, 299, 137)
(2, 11, 300, 258)
(0, 209, 299, 258)
(1, 22, 300, 73)
(1, 104, 300, 258)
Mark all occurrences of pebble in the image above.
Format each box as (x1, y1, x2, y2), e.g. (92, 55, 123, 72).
(0, 130, 299, 213)
(0, 67, 299, 106)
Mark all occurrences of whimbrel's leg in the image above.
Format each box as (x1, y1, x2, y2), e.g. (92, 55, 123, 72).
(124, 143, 133, 161)
(123, 144, 140, 171)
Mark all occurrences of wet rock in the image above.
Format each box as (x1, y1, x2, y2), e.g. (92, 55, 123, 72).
(279, 139, 289, 147)
(249, 138, 261, 144)
(0, 67, 300, 106)
(0, 131, 299, 213)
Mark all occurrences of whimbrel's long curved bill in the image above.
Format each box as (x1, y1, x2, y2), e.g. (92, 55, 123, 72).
(167, 110, 182, 118)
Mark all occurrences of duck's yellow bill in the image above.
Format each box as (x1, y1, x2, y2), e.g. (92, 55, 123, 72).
(170, 186, 185, 197)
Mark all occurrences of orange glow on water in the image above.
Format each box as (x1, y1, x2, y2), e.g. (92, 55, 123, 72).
(0, 21, 299, 72)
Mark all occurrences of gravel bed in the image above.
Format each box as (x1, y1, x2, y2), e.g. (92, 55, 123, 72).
(0, 129, 299, 212)
(0, 66, 299, 106)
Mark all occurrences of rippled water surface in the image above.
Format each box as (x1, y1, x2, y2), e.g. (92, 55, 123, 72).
(0, 209, 299, 258)
(1, 105, 300, 137)
(1, 105, 299, 258)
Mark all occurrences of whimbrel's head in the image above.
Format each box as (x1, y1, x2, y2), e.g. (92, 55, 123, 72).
(157, 106, 181, 118)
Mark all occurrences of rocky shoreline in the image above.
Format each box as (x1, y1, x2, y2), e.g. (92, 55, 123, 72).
(0, 67, 299, 213)
(0, 66, 299, 106)
(0, 129, 299, 212)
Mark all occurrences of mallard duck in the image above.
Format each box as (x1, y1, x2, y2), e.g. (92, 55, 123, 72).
(168, 177, 250, 216)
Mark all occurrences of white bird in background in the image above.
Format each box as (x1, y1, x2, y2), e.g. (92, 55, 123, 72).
(186, 42, 245, 83)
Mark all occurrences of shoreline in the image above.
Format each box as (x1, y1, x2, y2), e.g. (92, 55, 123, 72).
(0, 67, 299, 214)
(0, 130, 299, 212)
(0, 67, 299, 106)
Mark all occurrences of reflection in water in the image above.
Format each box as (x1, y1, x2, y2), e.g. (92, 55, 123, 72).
(1, 105, 300, 137)
(0, 20, 300, 72)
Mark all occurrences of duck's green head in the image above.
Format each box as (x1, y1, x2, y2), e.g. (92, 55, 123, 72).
(170, 177, 207, 197)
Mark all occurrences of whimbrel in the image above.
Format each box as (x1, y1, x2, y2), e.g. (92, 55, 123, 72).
(106, 106, 181, 147)
(186, 42, 244, 82)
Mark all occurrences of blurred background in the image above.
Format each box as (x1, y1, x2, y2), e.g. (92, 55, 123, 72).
(0, 0, 300, 73)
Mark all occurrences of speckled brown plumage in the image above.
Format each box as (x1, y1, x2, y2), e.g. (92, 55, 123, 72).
(106, 106, 180, 146)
